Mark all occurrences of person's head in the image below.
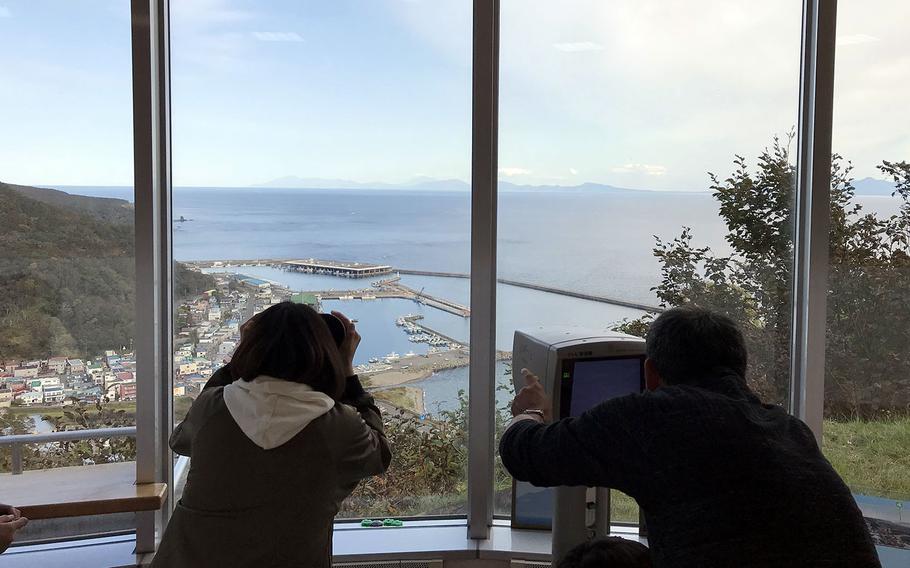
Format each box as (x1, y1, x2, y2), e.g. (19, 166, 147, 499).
(229, 302, 345, 399)
(644, 305, 747, 390)
(558, 537, 651, 568)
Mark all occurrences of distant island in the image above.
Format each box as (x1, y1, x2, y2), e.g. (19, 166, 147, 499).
(254, 175, 663, 194)
(253, 175, 898, 196)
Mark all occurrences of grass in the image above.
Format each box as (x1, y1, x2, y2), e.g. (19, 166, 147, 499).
(374, 387, 424, 415)
(823, 417, 910, 500)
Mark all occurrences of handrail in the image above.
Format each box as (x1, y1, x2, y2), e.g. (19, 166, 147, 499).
(0, 427, 137, 475)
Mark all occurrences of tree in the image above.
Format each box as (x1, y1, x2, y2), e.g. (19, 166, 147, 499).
(616, 138, 910, 417)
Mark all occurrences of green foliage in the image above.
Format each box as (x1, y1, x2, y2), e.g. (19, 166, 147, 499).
(0, 402, 136, 473)
(0, 183, 216, 360)
(341, 393, 468, 517)
(615, 139, 910, 416)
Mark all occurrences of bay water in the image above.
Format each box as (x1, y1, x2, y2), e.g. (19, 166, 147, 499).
(62, 186, 903, 414)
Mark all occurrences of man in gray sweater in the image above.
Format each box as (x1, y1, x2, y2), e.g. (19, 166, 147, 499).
(500, 306, 880, 567)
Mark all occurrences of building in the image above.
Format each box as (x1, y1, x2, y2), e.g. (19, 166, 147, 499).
(87, 362, 105, 384)
(42, 385, 66, 404)
(178, 361, 199, 376)
(13, 367, 39, 379)
(47, 357, 68, 374)
(119, 381, 137, 401)
(15, 390, 43, 406)
(67, 359, 86, 375)
(217, 341, 237, 357)
(0, 387, 12, 408)
(31, 376, 61, 389)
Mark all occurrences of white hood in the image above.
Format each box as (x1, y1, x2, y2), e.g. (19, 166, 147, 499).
(223, 375, 336, 450)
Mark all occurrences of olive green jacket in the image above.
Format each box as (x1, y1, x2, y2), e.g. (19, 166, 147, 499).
(152, 376, 390, 568)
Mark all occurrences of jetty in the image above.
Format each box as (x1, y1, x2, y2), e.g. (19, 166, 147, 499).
(301, 282, 471, 318)
(283, 258, 393, 278)
(396, 269, 662, 313)
(190, 259, 662, 313)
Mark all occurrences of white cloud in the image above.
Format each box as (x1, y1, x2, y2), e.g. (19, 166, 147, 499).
(569, 168, 579, 175)
(499, 167, 532, 176)
(0, 6, 11, 18)
(252, 31, 304, 43)
(611, 163, 667, 176)
(836, 34, 880, 47)
(552, 41, 604, 53)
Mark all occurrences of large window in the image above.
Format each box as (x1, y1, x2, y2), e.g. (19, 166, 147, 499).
(495, 0, 802, 521)
(169, 0, 472, 518)
(4, 0, 907, 559)
(822, 0, 910, 532)
(0, 0, 137, 541)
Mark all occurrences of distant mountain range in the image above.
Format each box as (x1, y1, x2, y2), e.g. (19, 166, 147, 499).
(852, 177, 898, 196)
(254, 176, 655, 193)
(256, 175, 899, 196)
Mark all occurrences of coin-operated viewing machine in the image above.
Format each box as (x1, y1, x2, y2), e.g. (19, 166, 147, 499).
(510, 328, 647, 563)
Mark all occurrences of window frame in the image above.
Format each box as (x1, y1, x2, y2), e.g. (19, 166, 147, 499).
(127, 0, 840, 550)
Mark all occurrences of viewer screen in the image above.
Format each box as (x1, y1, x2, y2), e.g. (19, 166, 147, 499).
(569, 357, 643, 416)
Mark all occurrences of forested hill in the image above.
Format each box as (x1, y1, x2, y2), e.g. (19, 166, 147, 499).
(5, 182, 134, 225)
(0, 181, 214, 361)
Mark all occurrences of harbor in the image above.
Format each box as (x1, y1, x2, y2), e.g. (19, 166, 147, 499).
(189, 257, 653, 417)
(190, 259, 662, 313)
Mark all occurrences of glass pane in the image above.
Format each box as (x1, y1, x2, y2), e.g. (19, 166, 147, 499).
(823, 0, 910, 542)
(496, 0, 801, 518)
(170, 0, 471, 518)
(0, 1, 137, 541)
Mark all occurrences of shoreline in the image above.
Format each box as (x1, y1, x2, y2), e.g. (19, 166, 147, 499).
(360, 349, 511, 414)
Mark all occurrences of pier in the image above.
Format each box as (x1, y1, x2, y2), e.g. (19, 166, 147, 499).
(398, 315, 465, 348)
(192, 259, 662, 313)
(283, 258, 392, 278)
(396, 269, 663, 313)
(301, 281, 471, 318)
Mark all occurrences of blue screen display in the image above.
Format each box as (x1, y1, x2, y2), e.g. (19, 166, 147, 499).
(569, 357, 643, 416)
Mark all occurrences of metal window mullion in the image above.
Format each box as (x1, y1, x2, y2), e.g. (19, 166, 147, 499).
(790, 0, 838, 443)
(132, 0, 172, 554)
(467, 0, 499, 540)
(156, 0, 175, 528)
(131, 0, 160, 555)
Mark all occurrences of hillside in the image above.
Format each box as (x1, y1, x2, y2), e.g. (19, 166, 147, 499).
(0, 182, 214, 361)
(4, 182, 134, 225)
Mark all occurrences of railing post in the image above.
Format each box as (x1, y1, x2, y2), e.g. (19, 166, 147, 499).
(11, 444, 22, 475)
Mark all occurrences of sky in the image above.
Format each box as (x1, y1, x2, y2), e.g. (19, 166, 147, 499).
(0, 0, 907, 190)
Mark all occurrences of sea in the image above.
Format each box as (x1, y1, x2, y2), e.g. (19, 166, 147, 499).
(62, 185, 903, 415)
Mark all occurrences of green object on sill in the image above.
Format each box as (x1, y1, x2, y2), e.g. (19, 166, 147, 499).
(360, 518, 404, 527)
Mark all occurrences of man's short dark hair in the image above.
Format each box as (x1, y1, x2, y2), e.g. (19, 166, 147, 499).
(645, 305, 747, 385)
(558, 537, 651, 568)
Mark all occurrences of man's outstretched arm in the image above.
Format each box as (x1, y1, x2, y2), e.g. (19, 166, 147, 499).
(499, 369, 638, 489)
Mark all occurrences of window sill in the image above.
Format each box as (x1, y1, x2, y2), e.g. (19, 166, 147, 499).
(6, 526, 908, 568)
(331, 518, 647, 563)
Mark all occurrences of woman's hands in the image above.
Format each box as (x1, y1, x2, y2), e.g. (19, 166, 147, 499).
(0, 504, 27, 554)
(331, 311, 360, 377)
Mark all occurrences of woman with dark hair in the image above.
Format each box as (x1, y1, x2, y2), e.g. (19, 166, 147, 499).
(153, 302, 391, 568)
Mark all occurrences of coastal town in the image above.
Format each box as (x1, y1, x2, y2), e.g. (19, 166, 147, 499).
(0, 260, 490, 422)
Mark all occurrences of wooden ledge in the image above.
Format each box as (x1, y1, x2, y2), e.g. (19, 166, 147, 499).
(2, 461, 167, 520)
